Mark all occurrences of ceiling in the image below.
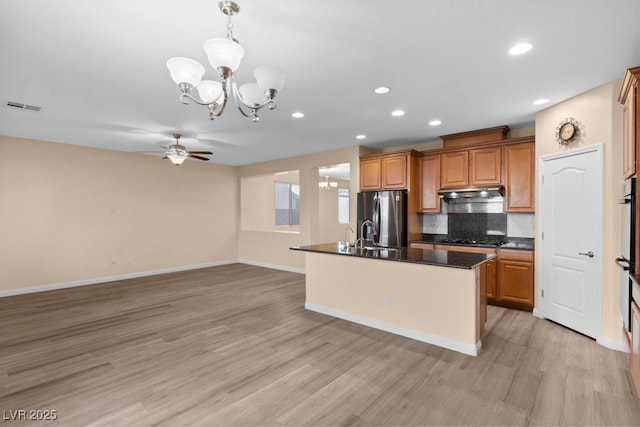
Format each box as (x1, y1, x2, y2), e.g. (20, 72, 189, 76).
(1, 0, 639, 167)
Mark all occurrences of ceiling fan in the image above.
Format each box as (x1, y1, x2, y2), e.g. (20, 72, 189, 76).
(162, 133, 213, 165)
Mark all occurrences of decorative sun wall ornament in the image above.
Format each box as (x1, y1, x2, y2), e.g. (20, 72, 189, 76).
(555, 117, 582, 145)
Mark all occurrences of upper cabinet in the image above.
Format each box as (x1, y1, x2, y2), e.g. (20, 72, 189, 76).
(470, 146, 502, 186)
(382, 155, 408, 189)
(359, 151, 416, 191)
(504, 139, 535, 212)
(441, 151, 469, 188)
(360, 158, 382, 190)
(619, 66, 640, 179)
(440, 146, 502, 189)
(419, 154, 441, 212)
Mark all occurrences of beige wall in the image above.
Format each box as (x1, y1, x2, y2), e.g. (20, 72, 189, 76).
(0, 135, 239, 293)
(534, 80, 624, 342)
(238, 146, 363, 271)
(241, 170, 300, 232)
(318, 178, 351, 243)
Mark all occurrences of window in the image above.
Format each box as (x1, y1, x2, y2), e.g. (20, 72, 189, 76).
(338, 188, 350, 224)
(275, 182, 300, 226)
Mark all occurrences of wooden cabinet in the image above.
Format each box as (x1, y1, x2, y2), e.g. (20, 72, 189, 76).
(619, 67, 640, 179)
(382, 155, 408, 189)
(441, 151, 469, 188)
(504, 140, 535, 212)
(360, 158, 382, 191)
(359, 152, 412, 191)
(497, 249, 534, 311)
(441, 146, 502, 189)
(485, 259, 497, 300)
(418, 154, 441, 212)
(470, 146, 502, 186)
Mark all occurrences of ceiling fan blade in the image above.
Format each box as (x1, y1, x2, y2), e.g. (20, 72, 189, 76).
(162, 156, 169, 160)
(187, 151, 213, 155)
(188, 154, 210, 161)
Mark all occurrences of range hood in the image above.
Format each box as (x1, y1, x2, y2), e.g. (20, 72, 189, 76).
(438, 186, 504, 200)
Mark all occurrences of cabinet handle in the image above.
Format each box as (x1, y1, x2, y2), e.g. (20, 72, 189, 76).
(578, 251, 595, 258)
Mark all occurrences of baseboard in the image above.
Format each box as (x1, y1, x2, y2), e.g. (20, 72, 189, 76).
(532, 308, 626, 353)
(238, 259, 305, 275)
(532, 308, 545, 319)
(305, 302, 481, 357)
(597, 336, 626, 353)
(0, 260, 239, 298)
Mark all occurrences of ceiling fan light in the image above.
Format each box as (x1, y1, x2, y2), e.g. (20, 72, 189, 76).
(203, 38, 245, 72)
(166, 57, 205, 86)
(254, 65, 287, 93)
(167, 153, 187, 165)
(239, 83, 268, 106)
(196, 80, 223, 104)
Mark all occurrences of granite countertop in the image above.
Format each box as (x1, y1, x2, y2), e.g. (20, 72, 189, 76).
(290, 242, 495, 270)
(413, 234, 535, 251)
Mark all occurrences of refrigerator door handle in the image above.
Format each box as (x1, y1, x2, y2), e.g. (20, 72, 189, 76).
(373, 194, 380, 242)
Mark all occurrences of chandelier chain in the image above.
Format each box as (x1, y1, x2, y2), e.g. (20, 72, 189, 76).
(226, 13, 234, 39)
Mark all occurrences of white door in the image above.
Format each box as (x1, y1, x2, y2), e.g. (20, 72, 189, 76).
(539, 144, 603, 339)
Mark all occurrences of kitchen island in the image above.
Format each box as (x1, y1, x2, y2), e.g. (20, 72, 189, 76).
(290, 243, 494, 356)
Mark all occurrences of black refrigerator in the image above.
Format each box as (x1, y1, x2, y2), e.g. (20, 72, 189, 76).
(357, 190, 408, 248)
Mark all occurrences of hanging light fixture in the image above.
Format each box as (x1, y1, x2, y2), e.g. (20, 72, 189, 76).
(166, 1, 287, 122)
(319, 176, 338, 190)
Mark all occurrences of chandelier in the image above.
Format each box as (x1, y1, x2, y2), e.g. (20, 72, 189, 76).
(166, 1, 286, 122)
(319, 176, 338, 190)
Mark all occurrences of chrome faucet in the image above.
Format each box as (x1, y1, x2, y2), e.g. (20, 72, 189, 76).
(344, 226, 354, 244)
(357, 220, 376, 249)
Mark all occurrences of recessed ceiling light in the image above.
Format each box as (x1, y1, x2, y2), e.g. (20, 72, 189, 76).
(391, 110, 405, 117)
(509, 43, 532, 55)
(532, 98, 549, 105)
(356, 134, 367, 140)
(374, 86, 390, 94)
(429, 119, 442, 126)
(291, 112, 304, 118)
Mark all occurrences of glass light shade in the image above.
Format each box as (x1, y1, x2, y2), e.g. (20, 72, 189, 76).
(239, 83, 267, 106)
(167, 154, 187, 165)
(196, 80, 223, 104)
(166, 57, 205, 86)
(203, 38, 244, 71)
(254, 66, 287, 92)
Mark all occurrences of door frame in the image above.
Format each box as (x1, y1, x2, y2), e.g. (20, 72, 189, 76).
(537, 143, 604, 340)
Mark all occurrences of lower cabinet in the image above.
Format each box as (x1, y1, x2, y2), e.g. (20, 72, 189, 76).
(496, 249, 534, 311)
(485, 259, 497, 300)
(427, 244, 533, 311)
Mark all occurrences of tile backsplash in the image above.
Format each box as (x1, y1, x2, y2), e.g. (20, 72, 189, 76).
(422, 212, 535, 238)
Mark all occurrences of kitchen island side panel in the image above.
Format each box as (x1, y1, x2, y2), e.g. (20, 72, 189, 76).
(304, 252, 480, 353)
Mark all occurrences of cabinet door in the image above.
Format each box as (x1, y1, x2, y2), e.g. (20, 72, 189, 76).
(505, 142, 535, 212)
(486, 259, 497, 300)
(623, 87, 636, 179)
(470, 147, 501, 186)
(631, 301, 640, 393)
(498, 259, 534, 306)
(419, 154, 441, 212)
(382, 155, 408, 189)
(360, 158, 382, 190)
(441, 151, 469, 188)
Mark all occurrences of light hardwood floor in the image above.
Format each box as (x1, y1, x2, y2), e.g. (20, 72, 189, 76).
(1, 263, 639, 426)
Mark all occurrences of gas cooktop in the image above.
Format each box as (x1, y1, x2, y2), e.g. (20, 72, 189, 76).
(439, 238, 508, 247)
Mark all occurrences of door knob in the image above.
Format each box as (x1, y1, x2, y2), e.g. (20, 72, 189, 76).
(578, 251, 595, 258)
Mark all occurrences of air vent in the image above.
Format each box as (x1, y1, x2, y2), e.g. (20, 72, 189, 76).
(6, 100, 43, 112)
